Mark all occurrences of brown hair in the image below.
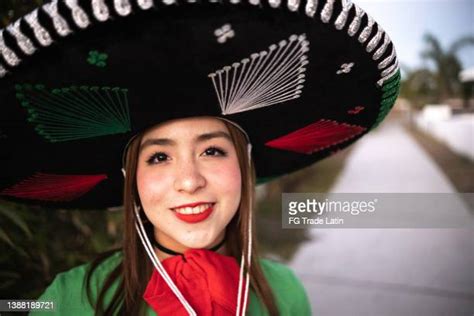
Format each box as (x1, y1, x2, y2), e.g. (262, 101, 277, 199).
(86, 118, 279, 315)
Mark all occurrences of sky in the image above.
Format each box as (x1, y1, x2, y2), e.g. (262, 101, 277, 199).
(357, 0, 474, 72)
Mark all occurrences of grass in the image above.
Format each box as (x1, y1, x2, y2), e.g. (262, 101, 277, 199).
(406, 124, 474, 211)
(255, 147, 354, 261)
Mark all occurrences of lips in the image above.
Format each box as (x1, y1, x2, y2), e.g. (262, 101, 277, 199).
(171, 202, 215, 224)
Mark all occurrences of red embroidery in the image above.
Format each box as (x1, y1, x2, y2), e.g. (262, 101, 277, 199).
(265, 119, 366, 154)
(347, 106, 365, 115)
(0, 173, 107, 201)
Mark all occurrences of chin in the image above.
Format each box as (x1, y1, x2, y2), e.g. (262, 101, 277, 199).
(178, 233, 217, 250)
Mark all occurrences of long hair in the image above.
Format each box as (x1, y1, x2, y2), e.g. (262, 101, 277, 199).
(85, 119, 279, 315)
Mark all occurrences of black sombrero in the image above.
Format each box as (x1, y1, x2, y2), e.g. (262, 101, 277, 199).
(0, 0, 400, 209)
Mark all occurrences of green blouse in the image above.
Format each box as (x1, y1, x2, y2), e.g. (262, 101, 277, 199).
(31, 251, 311, 315)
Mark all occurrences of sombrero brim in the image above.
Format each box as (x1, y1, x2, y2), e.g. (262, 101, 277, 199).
(0, 0, 400, 209)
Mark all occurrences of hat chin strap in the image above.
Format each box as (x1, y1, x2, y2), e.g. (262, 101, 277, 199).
(125, 166, 252, 315)
(133, 204, 251, 316)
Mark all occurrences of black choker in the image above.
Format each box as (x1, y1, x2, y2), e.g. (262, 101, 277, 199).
(152, 237, 226, 256)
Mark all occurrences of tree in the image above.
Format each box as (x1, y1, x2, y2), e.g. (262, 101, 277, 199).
(421, 33, 474, 100)
(400, 67, 438, 108)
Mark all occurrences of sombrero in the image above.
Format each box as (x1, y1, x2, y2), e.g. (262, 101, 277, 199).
(0, 0, 400, 209)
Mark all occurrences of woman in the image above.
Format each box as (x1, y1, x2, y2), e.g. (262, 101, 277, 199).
(0, 0, 400, 315)
(31, 116, 311, 315)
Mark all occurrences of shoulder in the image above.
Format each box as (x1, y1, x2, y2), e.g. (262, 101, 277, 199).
(257, 258, 312, 315)
(31, 251, 122, 316)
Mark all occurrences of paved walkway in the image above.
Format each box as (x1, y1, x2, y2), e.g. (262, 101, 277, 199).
(289, 119, 474, 316)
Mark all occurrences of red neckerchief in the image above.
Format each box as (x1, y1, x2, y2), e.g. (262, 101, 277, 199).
(143, 249, 247, 315)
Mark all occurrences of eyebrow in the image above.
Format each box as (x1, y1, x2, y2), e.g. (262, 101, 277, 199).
(140, 131, 232, 152)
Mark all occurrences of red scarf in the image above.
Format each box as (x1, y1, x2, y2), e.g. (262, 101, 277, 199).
(143, 249, 247, 315)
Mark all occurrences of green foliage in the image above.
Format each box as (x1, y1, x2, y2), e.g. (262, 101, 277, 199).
(256, 147, 353, 261)
(400, 68, 439, 109)
(0, 200, 123, 299)
(400, 33, 474, 108)
(420, 33, 474, 100)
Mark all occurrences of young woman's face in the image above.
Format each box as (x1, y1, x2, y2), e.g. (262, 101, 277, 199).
(136, 117, 242, 252)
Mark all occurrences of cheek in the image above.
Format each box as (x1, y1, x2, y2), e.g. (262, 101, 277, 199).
(210, 160, 242, 204)
(136, 166, 169, 207)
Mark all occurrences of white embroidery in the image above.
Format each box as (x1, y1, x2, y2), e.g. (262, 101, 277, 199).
(0, 64, 7, 78)
(334, 0, 353, 30)
(137, 0, 154, 9)
(64, 0, 90, 29)
(92, 0, 110, 21)
(288, 0, 301, 12)
(305, 0, 318, 17)
(366, 27, 383, 53)
(24, 9, 53, 47)
(114, 0, 132, 16)
(336, 62, 354, 75)
(209, 34, 309, 115)
(163, 0, 176, 5)
(373, 33, 391, 61)
(377, 60, 399, 86)
(269, 0, 281, 8)
(0, 30, 21, 66)
(7, 20, 36, 55)
(378, 46, 396, 69)
(358, 14, 374, 43)
(249, 0, 260, 5)
(214, 24, 235, 44)
(381, 59, 398, 78)
(348, 3, 364, 37)
(42, 0, 72, 37)
(321, 0, 335, 24)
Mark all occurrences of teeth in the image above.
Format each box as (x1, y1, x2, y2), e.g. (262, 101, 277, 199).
(175, 203, 212, 215)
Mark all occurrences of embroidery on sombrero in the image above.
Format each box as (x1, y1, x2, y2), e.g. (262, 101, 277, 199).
(265, 119, 367, 154)
(15, 84, 131, 142)
(372, 70, 401, 129)
(0, 173, 108, 202)
(209, 33, 309, 115)
(87, 50, 108, 68)
(214, 24, 235, 44)
(347, 106, 365, 115)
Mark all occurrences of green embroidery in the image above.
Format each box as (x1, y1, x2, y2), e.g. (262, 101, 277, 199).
(87, 50, 108, 68)
(371, 70, 401, 129)
(16, 84, 131, 142)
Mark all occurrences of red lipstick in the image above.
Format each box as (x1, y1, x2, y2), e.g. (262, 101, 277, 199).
(172, 203, 215, 224)
(171, 201, 212, 209)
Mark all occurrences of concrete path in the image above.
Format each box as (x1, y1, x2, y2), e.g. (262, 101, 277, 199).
(289, 119, 474, 316)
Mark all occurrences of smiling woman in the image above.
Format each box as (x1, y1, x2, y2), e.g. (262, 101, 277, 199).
(112, 116, 300, 315)
(1, 0, 400, 315)
(30, 116, 311, 316)
(136, 118, 242, 253)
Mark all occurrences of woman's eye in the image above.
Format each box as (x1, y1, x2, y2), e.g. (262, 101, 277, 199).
(203, 147, 227, 157)
(146, 148, 226, 164)
(146, 152, 169, 165)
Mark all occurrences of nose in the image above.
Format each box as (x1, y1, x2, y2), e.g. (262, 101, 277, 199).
(173, 159, 206, 194)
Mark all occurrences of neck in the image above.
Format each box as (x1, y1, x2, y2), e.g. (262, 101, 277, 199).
(153, 232, 227, 261)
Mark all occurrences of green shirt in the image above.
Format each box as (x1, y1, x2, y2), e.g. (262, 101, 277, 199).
(31, 251, 311, 315)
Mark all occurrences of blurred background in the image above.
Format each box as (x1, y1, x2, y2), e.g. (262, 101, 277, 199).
(0, 0, 473, 315)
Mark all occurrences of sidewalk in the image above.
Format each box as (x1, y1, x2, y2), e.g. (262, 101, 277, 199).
(289, 119, 474, 316)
